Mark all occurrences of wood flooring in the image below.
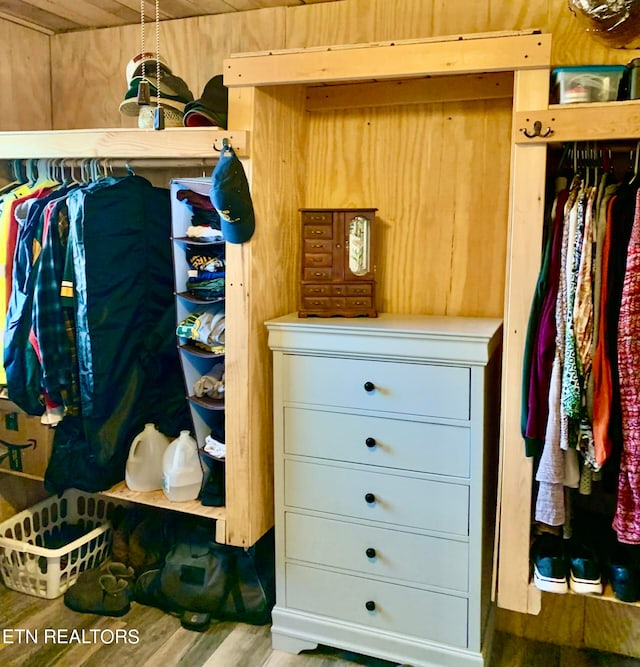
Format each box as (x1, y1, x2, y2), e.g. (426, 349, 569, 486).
(1, 582, 639, 667)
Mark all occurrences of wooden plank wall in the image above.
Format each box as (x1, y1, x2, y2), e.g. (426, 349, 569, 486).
(0, 19, 50, 130)
(0, 0, 638, 654)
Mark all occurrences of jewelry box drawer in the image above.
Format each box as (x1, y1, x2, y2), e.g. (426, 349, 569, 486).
(302, 285, 332, 297)
(303, 224, 333, 239)
(303, 267, 333, 281)
(303, 252, 333, 267)
(284, 459, 469, 536)
(285, 512, 469, 592)
(284, 407, 470, 477)
(304, 239, 333, 253)
(285, 563, 468, 648)
(282, 355, 470, 420)
(301, 211, 333, 224)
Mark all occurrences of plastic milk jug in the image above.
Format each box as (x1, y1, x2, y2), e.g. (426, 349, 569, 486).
(125, 423, 170, 492)
(162, 430, 203, 502)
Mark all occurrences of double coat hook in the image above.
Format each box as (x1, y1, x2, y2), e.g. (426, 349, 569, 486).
(522, 120, 553, 139)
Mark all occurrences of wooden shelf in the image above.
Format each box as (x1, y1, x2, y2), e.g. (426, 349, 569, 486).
(99, 481, 225, 519)
(188, 395, 224, 410)
(172, 236, 225, 246)
(0, 128, 249, 159)
(176, 291, 225, 305)
(178, 343, 224, 359)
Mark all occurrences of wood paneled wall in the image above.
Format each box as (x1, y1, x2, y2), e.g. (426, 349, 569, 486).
(0, 19, 50, 131)
(40, 0, 640, 131)
(304, 97, 513, 316)
(0, 1, 635, 133)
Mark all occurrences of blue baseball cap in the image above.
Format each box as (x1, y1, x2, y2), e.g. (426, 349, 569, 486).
(209, 144, 255, 244)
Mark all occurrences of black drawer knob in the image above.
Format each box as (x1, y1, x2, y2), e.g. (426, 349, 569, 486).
(363, 381, 375, 392)
(365, 600, 376, 611)
(365, 437, 376, 448)
(366, 547, 376, 559)
(364, 492, 376, 504)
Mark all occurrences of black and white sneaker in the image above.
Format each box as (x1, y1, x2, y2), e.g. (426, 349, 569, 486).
(532, 533, 568, 594)
(568, 542, 602, 595)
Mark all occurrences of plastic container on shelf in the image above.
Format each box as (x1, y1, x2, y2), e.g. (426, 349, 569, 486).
(162, 430, 204, 502)
(552, 65, 627, 104)
(125, 423, 171, 492)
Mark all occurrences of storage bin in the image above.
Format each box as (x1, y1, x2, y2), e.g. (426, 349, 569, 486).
(552, 65, 627, 104)
(0, 489, 124, 599)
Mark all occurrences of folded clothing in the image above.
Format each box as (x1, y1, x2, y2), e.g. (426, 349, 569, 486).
(177, 188, 215, 211)
(187, 245, 225, 273)
(187, 274, 225, 301)
(176, 306, 225, 349)
(194, 363, 225, 400)
(204, 433, 226, 460)
(186, 225, 223, 242)
(177, 188, 221, 230)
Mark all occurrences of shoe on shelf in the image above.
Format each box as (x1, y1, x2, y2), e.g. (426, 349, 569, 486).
(608, 544, 640, 603)
(531, 533, 568, 594)
(64, 574, 131, 617)
(567, 542, 603, 595)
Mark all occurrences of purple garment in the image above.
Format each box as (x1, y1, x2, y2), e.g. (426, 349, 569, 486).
(526, 188, 570, 441)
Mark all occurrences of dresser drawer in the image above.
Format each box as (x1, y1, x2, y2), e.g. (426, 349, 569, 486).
(284, 459, 469, 535)
(285, 563, 468, 648)
(284, 408, 470, 477)
(285, 513, 469, 592)
(282, 355, 470, 420)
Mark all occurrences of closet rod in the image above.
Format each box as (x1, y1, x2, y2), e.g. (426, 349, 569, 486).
(13, 158, 217, 169)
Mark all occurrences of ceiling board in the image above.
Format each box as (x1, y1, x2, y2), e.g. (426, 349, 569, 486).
(0, 0, 341, 33)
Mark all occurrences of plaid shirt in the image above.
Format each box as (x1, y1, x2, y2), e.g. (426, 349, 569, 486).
(32, 190, 81, 414)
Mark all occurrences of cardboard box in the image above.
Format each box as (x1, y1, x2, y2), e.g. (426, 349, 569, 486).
(0, 399, 54, 479)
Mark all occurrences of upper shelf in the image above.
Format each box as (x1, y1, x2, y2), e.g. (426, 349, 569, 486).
(224, 30, 551, 87)
(0, 128, 249, 159)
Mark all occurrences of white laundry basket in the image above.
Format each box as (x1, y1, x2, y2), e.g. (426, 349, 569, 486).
(0, 489, 124, 599)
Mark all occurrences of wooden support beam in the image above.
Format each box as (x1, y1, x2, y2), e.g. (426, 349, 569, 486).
(305, 72, 514, 111)
(225, 32, 551, 87)
(0, 128, 249, 159)
(515, 101, 640, 144)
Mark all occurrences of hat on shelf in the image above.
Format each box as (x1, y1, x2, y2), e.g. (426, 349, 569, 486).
(209, 143, 255, 245)
(125, 52, 172, 85)
(119, 70, 194, 116)
(137, 105, 184, 129)
(183, 75, 228, 128)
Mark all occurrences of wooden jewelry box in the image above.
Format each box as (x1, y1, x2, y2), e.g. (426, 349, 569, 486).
(299, 207, 377, 318)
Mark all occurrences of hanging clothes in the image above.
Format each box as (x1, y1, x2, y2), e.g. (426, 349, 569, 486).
(526, 143, 640, 538)
(614, 186, 640, 544)
(522, 180, 569, 456)
(592, 193, 619, 468)
(2, 165, 192, 493)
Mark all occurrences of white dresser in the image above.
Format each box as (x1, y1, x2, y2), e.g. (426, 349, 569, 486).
(266, 313, 502, 667)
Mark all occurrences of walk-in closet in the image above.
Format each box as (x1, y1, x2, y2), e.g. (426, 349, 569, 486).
(0, 1, 639, 666)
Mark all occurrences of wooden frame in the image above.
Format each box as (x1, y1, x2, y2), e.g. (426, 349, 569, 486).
(0, 126, 267, 548)
(224, 29, 553, 614)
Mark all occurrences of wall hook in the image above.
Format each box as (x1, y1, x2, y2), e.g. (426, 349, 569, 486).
(213, 137, 231, 152)
(522, 120, 553, 139)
